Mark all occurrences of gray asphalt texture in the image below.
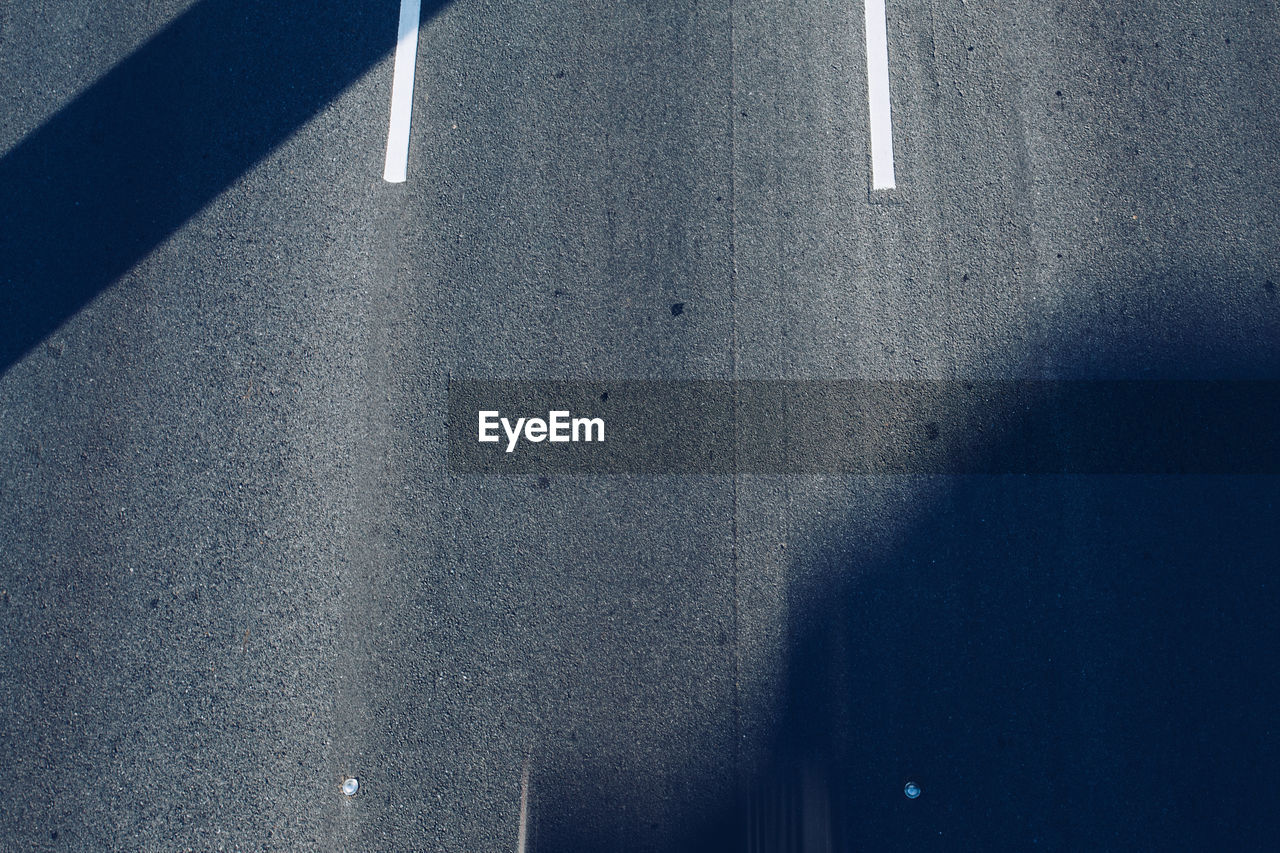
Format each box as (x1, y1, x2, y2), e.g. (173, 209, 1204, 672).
(2, 0, 1279, 850)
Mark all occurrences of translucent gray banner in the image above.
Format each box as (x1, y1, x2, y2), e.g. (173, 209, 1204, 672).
(446, 380, 1280, 474)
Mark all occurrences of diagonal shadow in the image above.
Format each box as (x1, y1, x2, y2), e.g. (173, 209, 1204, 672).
(0, 0, 451, 375)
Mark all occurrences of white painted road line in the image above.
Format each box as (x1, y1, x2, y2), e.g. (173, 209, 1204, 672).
(515, 756, 530, 853)
(383, 0, 422, 183)
(864, 0, 896, 190)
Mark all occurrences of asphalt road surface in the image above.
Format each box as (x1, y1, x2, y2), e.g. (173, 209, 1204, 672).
(2, 0, 1278, 850)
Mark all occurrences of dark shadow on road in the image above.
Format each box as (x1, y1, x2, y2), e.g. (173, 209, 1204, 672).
(532, 300, 1280, 851)
(763, 316, 1280, 850)
(776, 476, 1279, 850)
(0, 0, 451, 374)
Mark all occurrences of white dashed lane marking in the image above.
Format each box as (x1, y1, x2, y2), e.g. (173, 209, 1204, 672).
(384, 0, 422, 183)
(864, 0, 896, 190)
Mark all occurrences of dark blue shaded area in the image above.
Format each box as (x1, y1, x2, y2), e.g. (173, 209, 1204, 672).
(765, 331, 1280, 851)
(533, 324, 1280, 852)
(779, 475, 1279, 851)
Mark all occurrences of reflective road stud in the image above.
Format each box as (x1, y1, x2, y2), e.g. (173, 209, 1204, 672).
(904, 781, 921, 799)
(342, 777, 359, 797)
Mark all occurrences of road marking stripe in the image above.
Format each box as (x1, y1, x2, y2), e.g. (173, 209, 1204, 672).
(383, 0, 422, 183)
(864, 0, 896, 190)
(516, 756, 530, 853)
